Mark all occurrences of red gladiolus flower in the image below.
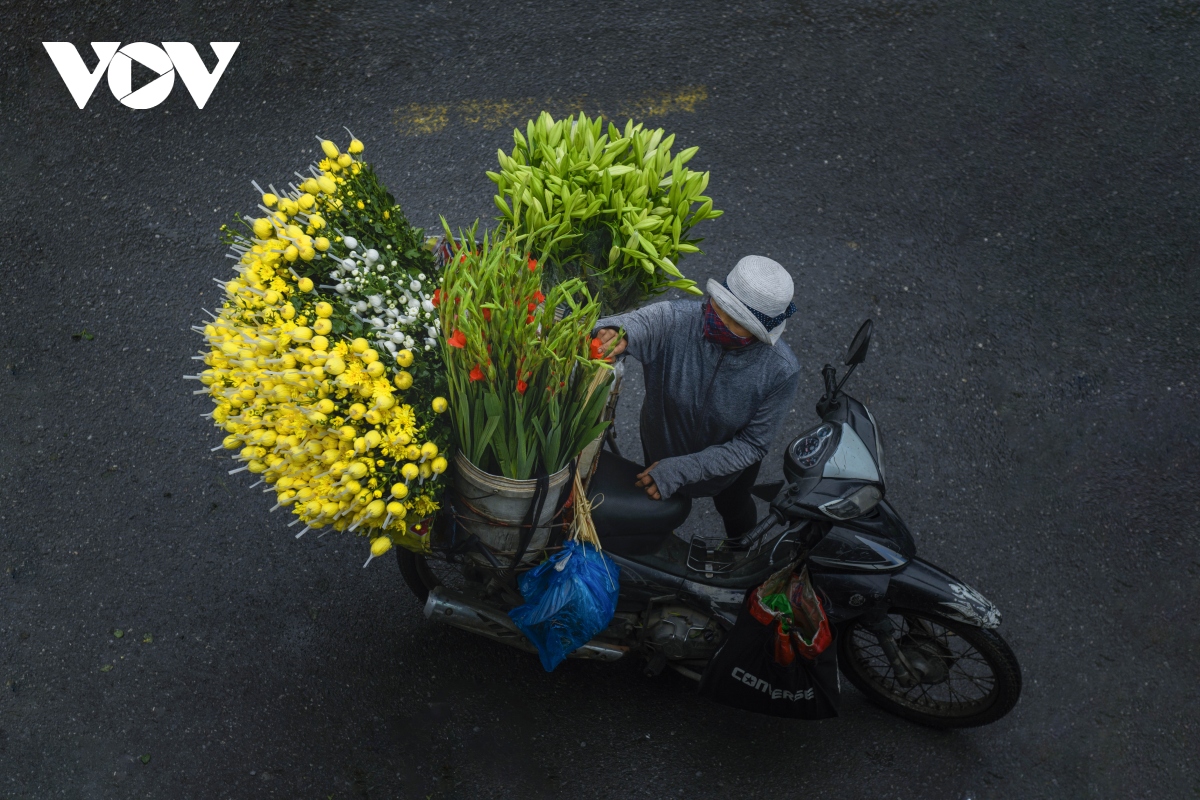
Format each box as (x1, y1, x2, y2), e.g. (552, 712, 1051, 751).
(459, 254, 467, 263)
(589, 336, 613, 362)
(448, 329, 467, 348)
(527, 302, 536, 312)
(432, 288, 442, 308)
(526, 314, 535, 324)
(469, 365, 485, 382)
(533, 290, 545, 304)
(528, 257, 537, 272)
(517, 380, 528, 394)
(482, 308, 492, 322)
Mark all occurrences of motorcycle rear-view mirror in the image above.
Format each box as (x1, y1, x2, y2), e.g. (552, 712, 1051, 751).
(844, 319, 874, 366)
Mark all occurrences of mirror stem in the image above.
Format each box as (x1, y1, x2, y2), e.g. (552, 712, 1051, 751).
(836, 363, 858, 393)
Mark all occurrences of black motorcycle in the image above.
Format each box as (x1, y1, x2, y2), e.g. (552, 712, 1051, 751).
(397, 320, 1022, 729)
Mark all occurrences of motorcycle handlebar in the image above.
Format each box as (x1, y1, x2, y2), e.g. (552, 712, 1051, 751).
(822, 364, 838, 398)
(737, 510, 781, 548)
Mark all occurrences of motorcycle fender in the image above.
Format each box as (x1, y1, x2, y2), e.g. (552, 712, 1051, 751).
(810, 570, 891, 624)
(885, 558, 1002, 629)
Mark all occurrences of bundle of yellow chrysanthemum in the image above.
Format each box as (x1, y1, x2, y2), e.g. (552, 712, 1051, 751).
(189, 135, 450, 564)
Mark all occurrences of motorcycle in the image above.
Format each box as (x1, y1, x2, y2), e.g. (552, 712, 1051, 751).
(396, 320, 1022, 728)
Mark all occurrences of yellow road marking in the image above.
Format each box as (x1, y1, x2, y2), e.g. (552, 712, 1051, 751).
(392, 85, 708, 136)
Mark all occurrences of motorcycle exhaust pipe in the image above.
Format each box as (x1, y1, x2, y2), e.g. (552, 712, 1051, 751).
(423, 586, 627, 662)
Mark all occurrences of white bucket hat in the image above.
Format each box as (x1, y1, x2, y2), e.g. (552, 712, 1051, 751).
(706, 255, 796, 344)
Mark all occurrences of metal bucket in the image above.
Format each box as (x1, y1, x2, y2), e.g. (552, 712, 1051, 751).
(453, 452, 574, 564)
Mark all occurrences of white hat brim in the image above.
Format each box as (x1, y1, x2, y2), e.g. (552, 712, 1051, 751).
(707, 279, 783, 344)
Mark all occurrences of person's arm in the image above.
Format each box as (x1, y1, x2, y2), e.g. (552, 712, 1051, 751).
(593, 301, 677, 364)
(646, 370, 800, 500)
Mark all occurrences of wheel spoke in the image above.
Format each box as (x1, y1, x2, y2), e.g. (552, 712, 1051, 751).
(847, 610, 1007, 720)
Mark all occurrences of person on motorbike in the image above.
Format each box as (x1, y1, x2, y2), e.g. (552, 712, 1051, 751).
(593, 255, 800, 538)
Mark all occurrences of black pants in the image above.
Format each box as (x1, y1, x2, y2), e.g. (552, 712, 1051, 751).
(713, 461, 762, 539)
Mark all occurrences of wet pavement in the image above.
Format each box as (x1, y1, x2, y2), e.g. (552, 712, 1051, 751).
(2, 1, 1197, 798)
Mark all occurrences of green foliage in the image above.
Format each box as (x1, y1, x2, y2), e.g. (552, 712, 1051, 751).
(438, 222, 612, 479)
(490, 111, 723, 315)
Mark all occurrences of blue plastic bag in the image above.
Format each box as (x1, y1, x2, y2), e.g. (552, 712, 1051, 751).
(508, 541, 619, 672)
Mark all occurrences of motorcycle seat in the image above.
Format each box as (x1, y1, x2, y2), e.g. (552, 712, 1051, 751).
(587, 450, 691, 556)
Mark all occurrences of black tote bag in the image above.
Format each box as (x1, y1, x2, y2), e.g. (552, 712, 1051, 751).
(698, 595, 841, 719)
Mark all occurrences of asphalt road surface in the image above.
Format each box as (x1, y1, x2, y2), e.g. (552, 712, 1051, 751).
(2, 1, 1197, 798)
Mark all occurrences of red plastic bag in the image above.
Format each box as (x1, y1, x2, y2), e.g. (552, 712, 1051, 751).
(787, 566, 832, 659)
(748, 565, 832, 663)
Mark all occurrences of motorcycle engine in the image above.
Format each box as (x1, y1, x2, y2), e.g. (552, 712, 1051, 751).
(640, 606, 725, 660)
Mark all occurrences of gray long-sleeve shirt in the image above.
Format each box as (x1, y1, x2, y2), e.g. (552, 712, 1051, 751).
(596, 299, 801, 500)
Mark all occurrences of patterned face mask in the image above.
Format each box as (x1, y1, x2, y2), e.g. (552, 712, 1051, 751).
(702, 299, 757, 349)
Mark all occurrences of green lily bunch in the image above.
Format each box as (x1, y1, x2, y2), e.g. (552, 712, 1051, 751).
(489, 111, 723, 315)
(438, 221, 613, 480)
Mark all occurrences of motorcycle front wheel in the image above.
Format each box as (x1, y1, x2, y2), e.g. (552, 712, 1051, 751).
(838, 608, 1022, 729)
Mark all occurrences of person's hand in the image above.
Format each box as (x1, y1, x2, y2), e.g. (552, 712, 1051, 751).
(595, 327, 627, 357)
(635, 461, 661, 500)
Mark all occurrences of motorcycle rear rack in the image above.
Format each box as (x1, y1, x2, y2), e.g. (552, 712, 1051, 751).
(685, 536, 751, 576)
(685, 522, 810, 578)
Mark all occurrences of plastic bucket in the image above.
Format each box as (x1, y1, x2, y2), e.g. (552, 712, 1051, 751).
(453, 452, 574, 564)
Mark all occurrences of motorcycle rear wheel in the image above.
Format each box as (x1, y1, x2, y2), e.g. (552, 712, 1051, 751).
(395, 549, 467, 603)
(838, 608, 1021, 729)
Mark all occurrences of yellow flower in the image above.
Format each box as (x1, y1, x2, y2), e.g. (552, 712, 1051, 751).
(321, 139, 338, 158)
(317, 176, 337, 194)
(396, 349, 414, 367)
(431, 396, 447, 413)
(337, 153, 352, 168)
(313, 318, 332, 335)
(392, 404, 416, 429)
(262, 193, 278, 207)
(297, 277, 314, 293)
(252, 218, 273, 238)
(431, 456, 448, 474)
(393, 370, 413, 390)
(390, 483, 409, 499)
(314, 236, 330, 252)
(348, 138, 364, 154)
